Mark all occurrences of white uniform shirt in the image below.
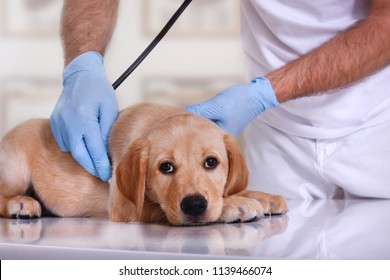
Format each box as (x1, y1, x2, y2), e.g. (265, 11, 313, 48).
(241, 0, 390, 139)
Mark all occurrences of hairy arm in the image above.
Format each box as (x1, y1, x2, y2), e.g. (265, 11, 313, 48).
(267, 0, 390, 103)
(61, 0, 119, 65)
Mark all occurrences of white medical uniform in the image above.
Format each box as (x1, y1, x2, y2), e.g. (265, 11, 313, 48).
(241, 0, 390, 199)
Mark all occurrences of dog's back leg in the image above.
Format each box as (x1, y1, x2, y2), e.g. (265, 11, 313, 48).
(0, 195, 41, 219)
(0, 132, 41, 219)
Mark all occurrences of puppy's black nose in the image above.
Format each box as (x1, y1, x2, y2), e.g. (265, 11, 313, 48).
(180, 195, 207, 217)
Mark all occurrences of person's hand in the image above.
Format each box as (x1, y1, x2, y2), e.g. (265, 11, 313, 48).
(186, 77, 279, 137)
(50, 51, 118, 181)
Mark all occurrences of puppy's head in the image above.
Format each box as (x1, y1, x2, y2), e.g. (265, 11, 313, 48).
(116, 113, 248, 225)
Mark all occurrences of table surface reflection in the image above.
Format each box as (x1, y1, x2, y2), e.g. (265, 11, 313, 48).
(0, 199, 389, 259)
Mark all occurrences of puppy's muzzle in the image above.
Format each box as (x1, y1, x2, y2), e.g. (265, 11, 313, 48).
(180, 195, 207, 217)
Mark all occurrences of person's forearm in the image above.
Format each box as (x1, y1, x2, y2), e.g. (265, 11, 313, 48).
(61, 0, 119, 65)
(267, 0, 390, 103)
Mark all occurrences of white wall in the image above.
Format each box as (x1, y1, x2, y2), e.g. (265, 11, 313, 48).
(0, 0, 248, 137)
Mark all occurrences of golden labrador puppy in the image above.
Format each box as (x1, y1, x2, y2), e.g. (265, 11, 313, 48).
(0, 103, 287, 225)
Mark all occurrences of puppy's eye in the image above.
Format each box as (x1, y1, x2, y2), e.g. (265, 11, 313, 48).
(159, 162, 175, 174)
(204, 157, 218, 169)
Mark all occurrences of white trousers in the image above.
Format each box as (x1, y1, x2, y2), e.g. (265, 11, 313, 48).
(244, 119, 390, 199)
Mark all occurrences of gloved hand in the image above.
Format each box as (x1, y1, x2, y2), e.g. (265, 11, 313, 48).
(186, 77, 279, 137)
(50, 51, 118, 181)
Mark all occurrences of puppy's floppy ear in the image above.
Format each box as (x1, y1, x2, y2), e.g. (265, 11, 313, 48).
(115, 139, 150, 221)
(223, 134, 249, 196)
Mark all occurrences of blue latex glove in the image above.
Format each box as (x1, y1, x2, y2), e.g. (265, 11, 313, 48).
(186, 77, 279, 137)
(50, 51, 118, 181)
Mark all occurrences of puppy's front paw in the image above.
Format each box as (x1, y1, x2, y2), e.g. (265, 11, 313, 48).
(266, 194, 288, 215)
(241, 191, 288, 215)
(217, 196, 265, 223)
(6, 196, 41, 219)
(258, 193, 288, 215)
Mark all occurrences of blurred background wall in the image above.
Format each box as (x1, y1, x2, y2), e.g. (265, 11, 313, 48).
(0, 0, 248, 137)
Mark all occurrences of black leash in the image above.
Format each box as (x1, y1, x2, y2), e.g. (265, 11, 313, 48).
(112, 0, 193, 90)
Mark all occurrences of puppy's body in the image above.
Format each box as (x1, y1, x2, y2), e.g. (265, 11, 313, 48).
(0, 104, 287, 225)
(0, 119, 109, 218)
